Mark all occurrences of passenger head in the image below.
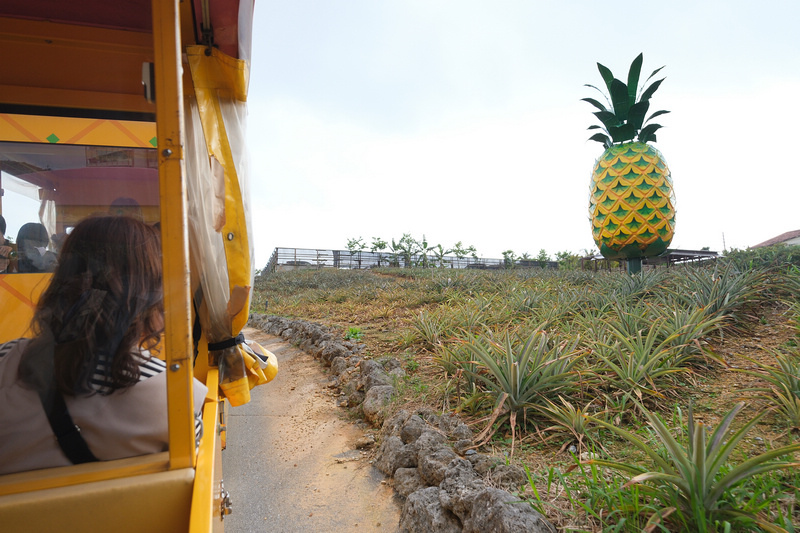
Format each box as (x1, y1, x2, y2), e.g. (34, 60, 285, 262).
(110, 197, 144, 221)
(22, 216, 163, 395)
(17, 222, 50, 246)
(0, 214, 6, 236)
(17, 223, 52, 273)
(17, 222, 48, 249)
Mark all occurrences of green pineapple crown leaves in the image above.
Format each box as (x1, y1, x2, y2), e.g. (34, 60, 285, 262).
(584, 53, 669, 148)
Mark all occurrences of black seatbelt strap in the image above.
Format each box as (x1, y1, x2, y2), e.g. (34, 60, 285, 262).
(192, 304, 202, 364)
(38, 387, 98, 464)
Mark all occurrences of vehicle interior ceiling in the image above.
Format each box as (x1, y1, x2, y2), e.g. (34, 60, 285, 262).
(0, 0, 246, 222)
(0, 0, 243, 67)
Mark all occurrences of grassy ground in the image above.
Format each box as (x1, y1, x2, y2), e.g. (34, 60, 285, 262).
(251, 256, 800, 532)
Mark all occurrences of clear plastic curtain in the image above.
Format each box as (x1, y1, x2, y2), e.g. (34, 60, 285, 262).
(185, 98, 232, 345)
(185, 45, 256, 405)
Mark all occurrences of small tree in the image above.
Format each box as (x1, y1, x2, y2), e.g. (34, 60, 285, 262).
(502, 250, 516, 269)
(391, 234, 415, 268)
(452, 241, 477, 267)
(555, 250, 580, 270)
(432, 244, 453, 268)
(346, 237, 365, 253)
(371, 237, 388, 267)
(413, 235, 437, 268)
(536, 249, 550, 268)
(346, 237, 367, 268)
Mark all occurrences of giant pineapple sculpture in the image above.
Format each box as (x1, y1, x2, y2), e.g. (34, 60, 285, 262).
(585, 53, 675, 273)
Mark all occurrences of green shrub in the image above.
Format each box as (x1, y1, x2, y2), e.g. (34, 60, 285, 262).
(588, 403, 800, 532)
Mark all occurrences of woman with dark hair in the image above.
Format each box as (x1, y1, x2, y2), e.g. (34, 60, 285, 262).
(0, 216, 207, 474)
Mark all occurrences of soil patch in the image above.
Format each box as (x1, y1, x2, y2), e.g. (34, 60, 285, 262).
(222, 328, 401, 532)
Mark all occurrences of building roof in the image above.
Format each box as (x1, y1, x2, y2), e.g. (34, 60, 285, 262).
(751, 229, 800, 248)
(645, 249, 719, 265)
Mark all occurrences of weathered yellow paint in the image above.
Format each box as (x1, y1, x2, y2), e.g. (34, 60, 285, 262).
(186, 45, 249, 101)
(0, 274, 49, 343)
(152, 0, 196, 471)
(189, 369, 225, 532)
(57, 205, 161, 228)
(0, 464, 194, 533)
(0, 113, 156, 148)
(0, 453, 170, 497)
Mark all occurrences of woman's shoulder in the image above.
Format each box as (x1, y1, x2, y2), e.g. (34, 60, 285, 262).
(0, 338, 29, 359)
(134, 351, 167, 381)
(0, 338, 30, 386)
(89, 351, 166, 392)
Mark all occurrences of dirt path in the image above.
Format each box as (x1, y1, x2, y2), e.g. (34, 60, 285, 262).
(221, 328, 401, 532)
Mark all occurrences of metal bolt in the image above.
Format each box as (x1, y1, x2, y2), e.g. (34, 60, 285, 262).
(170, 363, 181, 372)
(162, 148, 173, 157)
(227, 232, 234, 241)
(220, 480, 233, 517)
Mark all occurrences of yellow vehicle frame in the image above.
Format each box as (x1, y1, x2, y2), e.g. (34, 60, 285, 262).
(0, 0, 248, 530)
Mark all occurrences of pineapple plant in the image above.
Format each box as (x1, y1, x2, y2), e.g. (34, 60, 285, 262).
(585, 53, 675, 273)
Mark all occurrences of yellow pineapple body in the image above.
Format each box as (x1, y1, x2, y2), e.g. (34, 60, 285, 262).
(589, 142, 675, 260)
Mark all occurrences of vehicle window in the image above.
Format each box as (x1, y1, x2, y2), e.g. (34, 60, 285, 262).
(0, 142, 159, 272)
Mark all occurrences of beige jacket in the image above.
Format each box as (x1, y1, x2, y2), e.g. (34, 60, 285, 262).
(0, 338, 208, 475)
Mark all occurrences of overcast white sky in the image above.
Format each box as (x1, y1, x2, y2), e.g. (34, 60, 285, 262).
(245, 0, 800, 268)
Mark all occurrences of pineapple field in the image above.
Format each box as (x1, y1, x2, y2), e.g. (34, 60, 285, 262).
(251, 247, 800, 532)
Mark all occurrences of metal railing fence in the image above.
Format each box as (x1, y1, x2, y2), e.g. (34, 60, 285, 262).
(263, 247, 561, 273)
(262, 247, 717, 274)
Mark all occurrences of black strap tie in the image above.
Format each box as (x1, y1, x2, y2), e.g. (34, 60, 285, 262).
(207, 333, 246, 352)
